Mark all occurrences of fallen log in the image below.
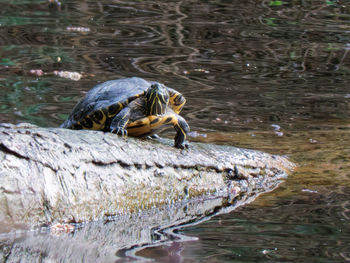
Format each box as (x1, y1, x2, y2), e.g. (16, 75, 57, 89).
(0, 123, 294, 231)
(0, 123, 295, 262)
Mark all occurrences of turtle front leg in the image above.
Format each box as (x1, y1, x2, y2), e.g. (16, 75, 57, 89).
(126, 113, 190, 148)
(147, 113, 190, 148)
(173, 115, 190, 149)
(110, 107, 130, 136)
(147, 113, 189, 148)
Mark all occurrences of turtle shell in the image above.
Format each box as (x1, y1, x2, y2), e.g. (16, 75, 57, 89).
(60, 77, 152, 130)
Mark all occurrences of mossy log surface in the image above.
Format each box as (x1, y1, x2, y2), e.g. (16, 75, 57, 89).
(0, 123, 294, 231)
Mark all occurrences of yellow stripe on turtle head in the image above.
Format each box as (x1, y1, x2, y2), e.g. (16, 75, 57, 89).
(146, 83, 169, 115)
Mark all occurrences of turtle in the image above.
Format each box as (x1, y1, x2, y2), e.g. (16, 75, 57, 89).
(60, 77, 189, 148)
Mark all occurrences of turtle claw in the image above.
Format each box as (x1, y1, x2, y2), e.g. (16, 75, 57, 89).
(112, 127, 128, 137)
(175, 141, 189, 149)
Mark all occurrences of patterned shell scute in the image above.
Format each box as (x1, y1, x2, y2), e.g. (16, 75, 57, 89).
(63, 77, 151, 127)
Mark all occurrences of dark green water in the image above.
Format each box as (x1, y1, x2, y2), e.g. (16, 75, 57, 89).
(1, 0, 350, 262)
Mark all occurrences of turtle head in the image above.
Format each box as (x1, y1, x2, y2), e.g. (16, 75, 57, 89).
(145, 83, 170, 115)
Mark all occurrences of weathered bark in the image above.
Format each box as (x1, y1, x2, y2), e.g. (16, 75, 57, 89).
(0, 123, 294, 231)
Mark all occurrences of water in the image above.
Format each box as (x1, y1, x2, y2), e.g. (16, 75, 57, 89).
(1, 0, 350, 262)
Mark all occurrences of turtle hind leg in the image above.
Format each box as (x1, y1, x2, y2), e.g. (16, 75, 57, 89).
(60, 120, 70, 128)
(110, 107, 130, 136)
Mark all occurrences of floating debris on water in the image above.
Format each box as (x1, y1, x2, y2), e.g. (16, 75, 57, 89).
(194, 68, 210, 73)
(66, 26, 91, 32)
(271, 124, 280, 131)
(271, 124, 284, 136)
(29, 69, 83, 81)
(188, 131, 207, 138)
(53, 71, 82, 81)
(29, 69, 44, 76)
(302, 189, 318, 194)
(183, 69, 210, 74)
